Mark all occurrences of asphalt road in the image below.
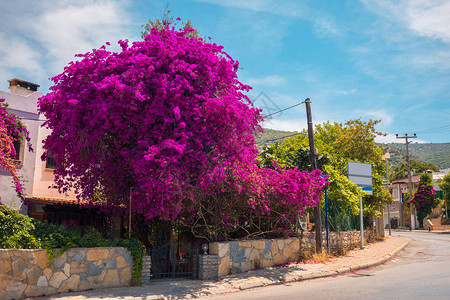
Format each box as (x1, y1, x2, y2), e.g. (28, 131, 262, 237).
(205, 231, 450, 300)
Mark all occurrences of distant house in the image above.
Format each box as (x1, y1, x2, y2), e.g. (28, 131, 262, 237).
(0, 79, 102, 228)
(384, 169, 450, 228)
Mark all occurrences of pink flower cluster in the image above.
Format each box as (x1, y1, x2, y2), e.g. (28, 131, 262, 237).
(0, 99, 32, 196)
(409, 185, 437, 211)
(38, 26, 325, 224)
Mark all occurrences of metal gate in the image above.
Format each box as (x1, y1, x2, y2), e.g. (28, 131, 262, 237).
(149, 242, 199, 279)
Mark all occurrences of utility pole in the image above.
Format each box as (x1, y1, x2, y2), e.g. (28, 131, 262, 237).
(129, 187, 133, 239)
(305, 98, 322, 253)
(396, 133, 417, 229)
(382, 152, 391, 235)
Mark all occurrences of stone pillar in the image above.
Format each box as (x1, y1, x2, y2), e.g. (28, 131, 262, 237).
(198, 255, 219, 280)
(141, 255, 151, 284)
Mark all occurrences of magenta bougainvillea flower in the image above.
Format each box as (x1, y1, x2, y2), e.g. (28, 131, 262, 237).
(0, 99, 32, 197)
(38, 26, 325, 222)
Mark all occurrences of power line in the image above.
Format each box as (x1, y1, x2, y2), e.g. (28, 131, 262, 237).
(414, 123, 450, 134)
(262, 101, 305, 118)
(257, 132, 305, 145)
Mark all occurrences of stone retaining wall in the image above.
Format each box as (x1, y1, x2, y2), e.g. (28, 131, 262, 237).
(301, 229, 374, 255)
(198, 255, 219, 280)
(209, 238, 299, 277)
(207, 230, 374, 278)
(140, 255, 151, 284)
(0, 247, 133, 300)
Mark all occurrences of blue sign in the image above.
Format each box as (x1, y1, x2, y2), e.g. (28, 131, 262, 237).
(362, 186, 373, 194)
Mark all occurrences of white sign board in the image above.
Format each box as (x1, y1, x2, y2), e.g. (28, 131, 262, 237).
(348, 161, 372, 194)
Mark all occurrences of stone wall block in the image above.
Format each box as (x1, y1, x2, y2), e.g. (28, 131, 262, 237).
(5, 282, 27, 299)
(71, 260, 88, 274)
(33, 250, 49, 269)
(252, 240, 265, 250)
(59, 275, 81, 293)
(120, 266, 132, 285)
(37, 275, 48, 287)
(63, 263, 71, 277)
(264, 241, 272, 253)
(26, 265, 43, 285)
(12, 250, 34, 261)
(103, 269, 120, 287)
(0, 258, 12, 274)
(12, 257, 27, 280)
(0, 274, 11, 291)
(116, 255, 128, 269)
(43, 267, 53, 280)
(24, 285, 55, 298)
(276, 239, 285, 251)
(230, 242, 239, 259)
(53, 253, 67, 269)
(218, 256, 230, 276)
(70, 250, 85, 262)
(49, 271, 68, 289)
(87, 248, 110, 261)
(0, 250, 11, 259)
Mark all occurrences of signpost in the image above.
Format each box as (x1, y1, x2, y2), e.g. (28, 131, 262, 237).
(348, 161, 373, 250)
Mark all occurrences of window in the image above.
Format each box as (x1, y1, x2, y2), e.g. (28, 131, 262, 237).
(45, 154, 57, 170)
(12, 140, 21, 160)
(12, 138, 24, 165)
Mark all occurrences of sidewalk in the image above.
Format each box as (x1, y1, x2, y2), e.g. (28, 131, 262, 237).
(41, 235, 409, 300)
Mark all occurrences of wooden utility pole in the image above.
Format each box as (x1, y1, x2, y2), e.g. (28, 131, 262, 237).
(396, 134, 417, 229)
(129, 187, 133, 239)
(305, 98, 322, 253)
(382, 152, 391, 235)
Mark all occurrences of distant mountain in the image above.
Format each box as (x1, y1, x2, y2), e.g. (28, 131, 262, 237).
(256, 128, 450, 169)
(386, 143, 450, 169)
(255, 128, 296, 150)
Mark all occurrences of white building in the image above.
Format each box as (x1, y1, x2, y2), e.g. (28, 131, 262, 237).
(0, 79, 81, 223)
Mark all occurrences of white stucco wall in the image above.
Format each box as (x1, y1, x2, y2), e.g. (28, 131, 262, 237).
(0, 85, 77, 212)
(0, 89, 42, 212)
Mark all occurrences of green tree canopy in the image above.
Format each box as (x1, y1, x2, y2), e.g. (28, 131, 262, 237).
(437, 173, 450, 202)
(258, 119, 392, 218)
(391, 160, 439, 180)
(410, 173, 439, 227)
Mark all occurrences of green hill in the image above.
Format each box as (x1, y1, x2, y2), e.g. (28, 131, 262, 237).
(256, 128, 450, 169)
(387, 143, 450, 169)
(255, 128, 296, 150)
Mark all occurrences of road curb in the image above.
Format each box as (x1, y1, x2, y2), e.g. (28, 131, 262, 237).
(233, 238, 410, 293)
(351, 239, 409, 272)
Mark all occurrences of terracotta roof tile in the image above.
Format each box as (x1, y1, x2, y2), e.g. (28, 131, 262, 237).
(26, 197, 88, 206)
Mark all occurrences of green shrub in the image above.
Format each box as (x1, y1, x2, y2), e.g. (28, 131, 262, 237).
(0, 203, 145, 284)
(113, 238, 145, 285)
(0, 204, 41, 249)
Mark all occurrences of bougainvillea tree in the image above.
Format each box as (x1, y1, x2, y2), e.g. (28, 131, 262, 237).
(409, 173, 439, 228)
(0, 99, 32, 198)
(38, 25, 326, 239)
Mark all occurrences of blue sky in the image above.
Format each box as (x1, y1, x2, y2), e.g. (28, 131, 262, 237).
(1, 0, 449, 143)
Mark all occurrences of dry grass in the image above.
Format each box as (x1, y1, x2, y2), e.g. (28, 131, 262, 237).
(303, 251, 336, 264)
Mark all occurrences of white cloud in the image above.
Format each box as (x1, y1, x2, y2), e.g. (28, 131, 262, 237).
(246, 75, 285, 87)
(33, 1, 133, 74)
(197, 0, 341, 38)
(335, 88, 357, 95)
(362, 0, 450, 43)
(0, 33, 45, 83)
(312, 16, 342, 38)
(262, 118, 307, 132)
(0, 0, 135, 91)
(363, 109, 394, 126)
